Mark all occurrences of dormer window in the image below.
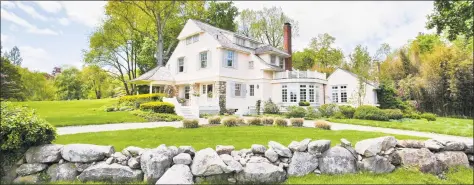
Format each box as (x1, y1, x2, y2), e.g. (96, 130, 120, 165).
(279, 57, 284, 67)
(186, 34, 199, 45)
(271, 55, 276, 64)
(236, 37, 245, 46)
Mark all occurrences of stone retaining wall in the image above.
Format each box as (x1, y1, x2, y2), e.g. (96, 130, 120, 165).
(4, 137, 473, 184)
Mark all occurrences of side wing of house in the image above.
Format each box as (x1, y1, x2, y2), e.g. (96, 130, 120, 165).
(326, 68, 378, 107)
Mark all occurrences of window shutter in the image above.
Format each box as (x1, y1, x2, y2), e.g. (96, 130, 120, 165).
(183, 57, 187, 73)
(197, 53, 200, 71)
(242, 83, 247, 98)
(222, 50, 227, 68)
(230, 81, 235, 97)
(207, 50, 211, 68)
(233, 51, 238, 69)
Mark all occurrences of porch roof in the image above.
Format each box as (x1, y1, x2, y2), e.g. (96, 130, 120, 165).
(129, 66, 175, 85)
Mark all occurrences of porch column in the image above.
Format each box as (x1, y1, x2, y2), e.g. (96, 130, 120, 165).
(149, 82, 153, 94)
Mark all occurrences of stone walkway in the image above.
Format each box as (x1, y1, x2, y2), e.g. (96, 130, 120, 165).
(57, 118, 473, 144)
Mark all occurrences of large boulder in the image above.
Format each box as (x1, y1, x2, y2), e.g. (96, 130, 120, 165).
(128, 157, 140, 169)
(46, 163, 78, 182)
(288, 139, 311, 152)
(216, 145, 234, 155)
(355, 136, 397, 157)
(268, 141, 292, 158)
(359, 155, 395, 174)
(435, 151, 469, 170)
(173, 153, 192, 165)
(443, 141, 465, 151)
(16, 163, 48, 176)
(287, 152, 319, 176)
(78, 162, 143, 183)
(307, 140, 331, 156)
(396, 140, 424, 148)
(155, 164, 193, 184)
(465, 142, 473, 154)
(13, 173, 42, 184)
(319, 146, 357, 174)
(61, 144, 114, 163)
(140, 149, 172, 184)
(75, 163, 92, 173)
(235, 162, 286, 184)
(264, 149, 279, 163)
(220, 154, 243, 173)
(191, 148, 231, 176)
(424, 139, 444, 152)
(25, 144, 63, 163)
(397, 148, 442, 174)
(178, 146, 196, 156)
(251, 144, 266, 154)
(122, 146, 144, 157)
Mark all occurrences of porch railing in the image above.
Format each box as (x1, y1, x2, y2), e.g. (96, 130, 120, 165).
(273, 70, 326, 80)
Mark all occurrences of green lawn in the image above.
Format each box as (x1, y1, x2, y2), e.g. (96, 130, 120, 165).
(329, 117, 474, 137)
(55, 126, 425, 151)
(14, 99, 146, 127)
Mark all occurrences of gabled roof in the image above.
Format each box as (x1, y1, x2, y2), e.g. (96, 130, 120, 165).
(330, 68, 378, 87)
(130, 66, 174, 85)
(255, 55, 285, 71)
(255, 45, 290, 57)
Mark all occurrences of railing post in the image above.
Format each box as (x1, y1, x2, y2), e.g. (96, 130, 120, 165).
(286, 70, 289, 79)
(296, 69, 300, 78)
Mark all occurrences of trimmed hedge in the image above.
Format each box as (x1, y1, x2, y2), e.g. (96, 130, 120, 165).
(183, 119, 199, 128)
(314, 120, 331, 130)
(222, 117, 239, 127)
(261, 117, 274, 125)
(247, 118, 262, 126)
(131, 110, 183, 122)
(338, 105, 355, 118)
(290, 118, 304, 127)
(383, 109, 403, 120)
(285, 106, 306, 118)
(118, 93, 166, 107)
(403, 112, 422, 119)
(421, 113, 437, 121)
(318, 104, 338, 117)
(208, 116, 221, 124)
(139, 102, 175, 114)
(354, 105, 389, 121)
(298, 101, 310, 106)
(274, 118, 288, 127)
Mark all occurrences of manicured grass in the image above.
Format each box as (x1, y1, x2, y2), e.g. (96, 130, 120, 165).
(14, 99, 146, 127)
(55, 126, 425, 151)
(329, 117, 474, 137)
(287, 166, 473, 184)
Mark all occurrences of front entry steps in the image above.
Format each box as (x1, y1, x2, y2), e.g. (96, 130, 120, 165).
(180, 106, 198, 119)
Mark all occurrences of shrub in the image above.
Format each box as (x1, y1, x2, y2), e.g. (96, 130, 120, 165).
(314, 120, 331, 130)
(119, 106, 134, 111)
(421, 113, 437, 121)
(285, 106, 306, 118)
(183, 119, 199, 128)
(383, 109, 403, 120)
(208, 116, 221, 124)
(306, 106, 321, 119)
(104, 106, 117, 112)
(236, 117, 246, 125)
(354, 105, 389, 121)
(261, 117, 274, 125)
(298, 101, 310, 106)
(331, 112, 346, 119)
(222, 117, 239, 127)
(318, 104, 338, 117)
(403, 111, 422, 119)
(131, 110, 183, 122)
(247, 118, 262, 126)
(290, 118, 304, 127)
(274, 118, 288, 127)
(338, 105, 356, 118)
(263, 99, 280, 114)
(139, 102, 175, 114)
(118, 93, 166, 107)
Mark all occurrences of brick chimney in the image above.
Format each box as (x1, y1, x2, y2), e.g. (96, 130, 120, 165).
(283, 22, 292, 71)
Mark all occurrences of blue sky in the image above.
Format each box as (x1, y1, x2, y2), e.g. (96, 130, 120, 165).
(1, 1, 434, 73)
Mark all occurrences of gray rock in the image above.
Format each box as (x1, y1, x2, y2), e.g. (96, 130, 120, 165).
(465, 143, 473, 154)
(155, 164, 193, 184)
(319, 146, 357, 174)
(113, 152, 129, 164)
(239, 157, 247, 166)
(343, 145, 358, 159)
(468, 154, 474, 162)
(25, 144, 63, 163)
(105, 157, 114, 164)
(288, 138, 311, 152)
(13, 173, 42, 184)
(168, 146, 179, 157)
(75, 163, 92, 172)
(61, 144, 114, 163)
(58, 159, 64, 164)
(191, 148, 231, 176)
(360, 155, 395, 173)
(308, 140, 331, 156)
(251, 144, 267, 154)
(2, 164, 18, 184)
(16, 163, 48, 176)
(46, 163, 78, 182)
(444, 141, 465, 151)
(248, 156, 271, 164)
(78, 162, 143, 183)
(388, 151, 401, 166)
(231, 151, 240, 157)
(240, 148, 252, 156)
(16, 158, 25, 165)
(288, 152, 319, 176)
(355, 136, 397, 157)
(173, 153, 192, 165)
(228, 177, 237, 183)
(268, 141, 292, 158)
(397, 148, 442, 174)
(264, 149, 279, 163)
(216, 145, 235, 155)
(396, 140, 424, 148)
(199, 173, 233, 184)
(128, 157, 140, 169)
(178, 146, 196, 156)
(220, 154, 243, 172)
(384, 148, 395, 155)
(122, 146, 144, 157)
(424, 139, 444, 152)
(140, 149, 172, 184)
(280, 157, 290, 164)
(435, 151, 469, 171)
(340, 138, 352, 147)
(235, 162, 286, 184)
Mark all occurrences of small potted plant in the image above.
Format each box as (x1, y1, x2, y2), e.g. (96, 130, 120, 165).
(178, 98, 186, 104)
(192, 92, 200, 97)
(207, 91, 213, 98)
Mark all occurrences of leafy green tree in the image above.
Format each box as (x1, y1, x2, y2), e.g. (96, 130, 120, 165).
(308, 33, 344, 71)
(4, 46, 23, 66)
(205, 1, 239, 32)
(426, 1, 473, 41)
(18, 67, 56, 101)
(0, 56, 25, 100)
(349, 45, 372, 106)
(81, 65, 110, 99)
(54, 67, 84, 100)
(292, 49, 316, 70)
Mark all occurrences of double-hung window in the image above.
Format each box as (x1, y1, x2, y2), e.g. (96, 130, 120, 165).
(184, 86, 190, 99)
(186, 37, 192, 45)
(235, 83, 241, 96)
(249, 85, 255, 96)
(341, 85, 347, 103)
(300, 85, 307, 102)
(200, 51, 207, 68)
(282, 85, 287, 102)
(178, 58, 184, 73)
(331, 86, 339, 103)
(193, 35, 199, 43)
(309, 85, 315, 102)
(271, 55, 276, 65)
(279, 57, 284, 67)
(226, 50, 234, 67)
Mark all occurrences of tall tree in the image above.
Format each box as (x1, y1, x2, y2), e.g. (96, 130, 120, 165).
(0, 56, 25, 100)
(5, 46, 23, 66)
(18, 67, 56, 101)
(81, 65, 110, 99)
(54, 67, 84, 100)
(349, 45, 372, 106)
(236, 9, 256, 37)
(308, 33, 344, 72)
(205, 1, 239, 32)
(292, 49, 316, 70)
(426, 0, 474, 41)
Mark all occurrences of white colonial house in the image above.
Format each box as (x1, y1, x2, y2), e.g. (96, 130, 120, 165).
(130, 19, 378, 118)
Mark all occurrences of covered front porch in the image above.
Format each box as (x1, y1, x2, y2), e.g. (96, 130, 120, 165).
(174, 80, 220, 114)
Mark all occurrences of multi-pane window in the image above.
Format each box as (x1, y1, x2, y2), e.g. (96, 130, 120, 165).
(279, 57, 284, 67)
(249, 85, 255, 96)
(331, 86, 338, 103)
(193, 35, 199, 43)
(300, 85, 307, 102)
(202, 85, 206, 94)
(207, 84, 213, 94)
(227, 50, 234, 67)
(186, 37, 192, 45)
(200, 51, 207, 68)
(249, 61, 254, 69)
(341, 85, 347, 103)
(235, 83, 241, 96)
(178, 58, 184, 72)
(282, 85, 287, 102)
(309, 85, 315, 102)
(184, 86, 190, 99)
(271, 55, 276, 64)
(290, 91, 297, 102)
(236, 37, 245, 46)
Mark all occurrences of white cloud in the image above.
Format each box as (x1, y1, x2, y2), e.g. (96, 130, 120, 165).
(58, 17, 70, 26)
(18, 46, 53, 72)
(34, 1, 62, 13)
(15, 2, 48, 21)
(61, 1, 107, 28)
(1, 1, 15, 9)
(1, 8, 58, 35)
